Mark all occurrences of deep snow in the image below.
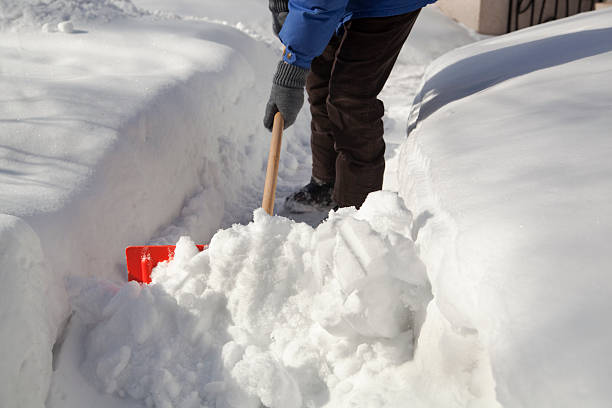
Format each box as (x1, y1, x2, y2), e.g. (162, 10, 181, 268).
(65, 194, 432, 408)
(1, 2, 480, 406)
(399, 8, 612, 408)
(2, 0, 611, 407)
(1, 2, 279, 406)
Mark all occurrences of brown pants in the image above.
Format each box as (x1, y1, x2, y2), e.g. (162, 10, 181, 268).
(306, 10, 421, 207)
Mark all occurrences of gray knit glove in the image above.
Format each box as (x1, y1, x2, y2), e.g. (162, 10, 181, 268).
(269, 0, 289, 36)
(263, 61, 308, 131)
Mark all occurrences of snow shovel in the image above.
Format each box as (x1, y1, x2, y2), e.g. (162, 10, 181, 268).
(125, 113, 285, 283)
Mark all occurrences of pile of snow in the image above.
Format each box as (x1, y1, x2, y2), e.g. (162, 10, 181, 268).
(399, 8, 612, 407)
(0, 0, 141, 31)
(65, 192, 432, 408)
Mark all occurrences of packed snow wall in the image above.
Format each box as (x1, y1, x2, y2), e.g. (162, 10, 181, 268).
(0, 16, 278, 407)
(398, 8, 612, 408)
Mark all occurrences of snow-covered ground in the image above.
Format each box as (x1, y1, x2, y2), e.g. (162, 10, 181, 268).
(1, 0, 611, 407)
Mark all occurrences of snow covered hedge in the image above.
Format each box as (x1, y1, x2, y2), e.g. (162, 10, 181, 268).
(399, 8, 612, 408)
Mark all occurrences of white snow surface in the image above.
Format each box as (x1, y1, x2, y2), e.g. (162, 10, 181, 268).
(0, 215, 66, 408)
(2, 0, 610, 406)
(131, 0, 272, 42)
(66, 194, 432, 408)
(0, 3, 479, 406)
(0, 0, 141, 31)
(399, 8, 612, 408)
(1, 2, 280, 406)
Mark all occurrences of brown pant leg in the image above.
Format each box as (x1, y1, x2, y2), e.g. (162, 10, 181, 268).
(328, 10, 421, 207)
(306, 35, 342, 183)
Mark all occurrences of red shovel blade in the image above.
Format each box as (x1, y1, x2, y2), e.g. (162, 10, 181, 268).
(126, 245, 206, 284)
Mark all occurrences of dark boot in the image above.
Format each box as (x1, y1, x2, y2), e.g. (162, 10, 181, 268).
(284, 177, 336, 213)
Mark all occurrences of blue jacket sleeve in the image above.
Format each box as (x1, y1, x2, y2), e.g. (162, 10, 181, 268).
(279, 0, 349, 69)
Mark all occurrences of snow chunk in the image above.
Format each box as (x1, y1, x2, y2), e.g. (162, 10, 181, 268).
(67, 192, 432, 407)
(227, 346, 302, 408)
(57, 21, 74, 33)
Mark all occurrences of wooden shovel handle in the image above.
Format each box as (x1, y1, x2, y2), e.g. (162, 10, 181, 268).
(262, 112, 284, 215)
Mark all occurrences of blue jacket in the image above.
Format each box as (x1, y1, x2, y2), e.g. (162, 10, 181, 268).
(279, 0, 436, 69)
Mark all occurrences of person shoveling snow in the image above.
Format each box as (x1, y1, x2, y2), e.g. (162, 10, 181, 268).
(263, 0, 436, 212)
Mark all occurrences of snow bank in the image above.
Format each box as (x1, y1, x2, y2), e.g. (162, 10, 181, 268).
(399, 8, 612, 407)
(0, 0, 141, 31)
(66, 192, 432, 408)
(0, 215, 67, 408)
(1, 11, 282, 406)
(1, 17, 279, 282)
(380, 6, 479, 193)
